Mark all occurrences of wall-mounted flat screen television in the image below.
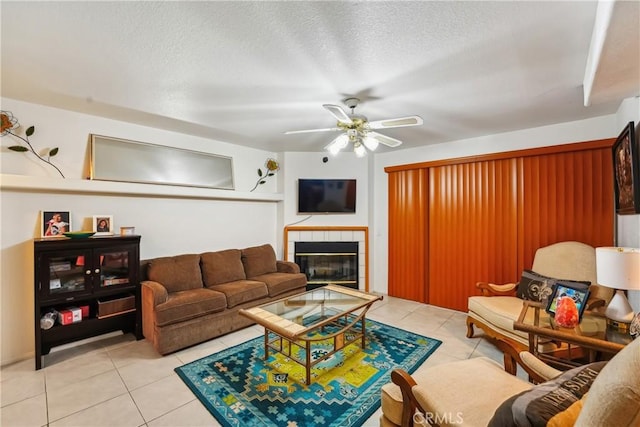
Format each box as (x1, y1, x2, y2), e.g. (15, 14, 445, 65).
(298, 179, 357, 214)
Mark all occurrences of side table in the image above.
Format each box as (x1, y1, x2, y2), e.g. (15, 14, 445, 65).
(513, 300, 632, 371)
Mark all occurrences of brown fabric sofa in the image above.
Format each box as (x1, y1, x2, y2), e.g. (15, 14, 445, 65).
(141, 244, 306, 354)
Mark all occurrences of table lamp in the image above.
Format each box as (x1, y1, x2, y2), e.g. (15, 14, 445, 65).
(595, 247, 640, 331)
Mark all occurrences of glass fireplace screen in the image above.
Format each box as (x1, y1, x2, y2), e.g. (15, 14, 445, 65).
(294, 241, 358, 290)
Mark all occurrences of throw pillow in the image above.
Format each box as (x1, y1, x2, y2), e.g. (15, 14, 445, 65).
(241, 244, 277, 278)
(488, 362, 606, 427)
(147, 254, 203, 293)
(200, 249, 246, 286)
(515, 270, 590, 303)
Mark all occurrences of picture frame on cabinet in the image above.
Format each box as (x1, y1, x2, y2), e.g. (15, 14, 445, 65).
(93, 215, 114, 235)
(612, 121, 640, 214)
(41, 211, 71, 237)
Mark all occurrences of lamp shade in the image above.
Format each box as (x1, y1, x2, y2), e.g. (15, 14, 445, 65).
(595, 247, 640, 290)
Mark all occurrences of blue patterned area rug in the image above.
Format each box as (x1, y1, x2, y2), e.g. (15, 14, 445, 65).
(175, 319, 441, 427)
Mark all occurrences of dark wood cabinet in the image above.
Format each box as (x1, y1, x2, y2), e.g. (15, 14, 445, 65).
(34, 235, 142, 369)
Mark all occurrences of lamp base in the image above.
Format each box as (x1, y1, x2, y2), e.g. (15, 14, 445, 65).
(607, 318, 631, 332)
(605, 289, 635, 323)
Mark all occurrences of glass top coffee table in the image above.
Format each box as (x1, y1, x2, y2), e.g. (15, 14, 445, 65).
(239, 284, 383, 384)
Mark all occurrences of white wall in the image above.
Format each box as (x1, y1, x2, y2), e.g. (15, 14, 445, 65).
(282, 152, 370, 230)
(3, 95, 638, 365)
(615, 96, 640, 311)
(0, 98, 282, 366)
(370, 113, 620, 295)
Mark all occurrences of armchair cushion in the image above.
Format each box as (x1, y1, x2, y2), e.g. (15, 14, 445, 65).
(488, 362, 606, 427)
(411, 357, 532, 426)
(381, 357, 533, 427)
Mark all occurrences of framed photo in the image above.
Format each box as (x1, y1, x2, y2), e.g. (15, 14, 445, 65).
(612, 121, 640, 214)
(41, 211, 71, 237)
(545, 281, 590, 322)
(93, 215, 114, 235)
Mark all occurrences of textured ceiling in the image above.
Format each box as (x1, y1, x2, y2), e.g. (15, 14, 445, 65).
(1, 1, 638, 153)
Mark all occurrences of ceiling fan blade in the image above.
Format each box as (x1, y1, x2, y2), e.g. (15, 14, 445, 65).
(323, 104, 353, 125)
(369, 131, 403, 148)
(368, 116, 423, 129)
(284, 127, 341, 135)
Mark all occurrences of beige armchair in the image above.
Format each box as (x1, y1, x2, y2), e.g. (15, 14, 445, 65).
(466, 241, 612, 374)
(380, 337, 640, 427)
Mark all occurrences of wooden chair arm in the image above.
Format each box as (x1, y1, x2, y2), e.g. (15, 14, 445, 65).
(391, 369, 423, 427)
(585, 297, 606, 310)
(518, 351, 562, 384)
(476, 281, 518, 297)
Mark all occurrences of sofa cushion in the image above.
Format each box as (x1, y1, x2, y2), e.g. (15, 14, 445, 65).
(147, 254, 203, 293)
(242, 244, 278, 278)
(201, 249, 246, 286)
(155, 288, 227, 327)
(250, 272, 306, 297)
(515, 269, 590, 303)
(488, 362, 606, 427)
(207, 280, 269, 308)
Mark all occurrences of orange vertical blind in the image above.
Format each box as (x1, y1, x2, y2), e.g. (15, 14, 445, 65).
(518, 149, 614, 271)
(388, 169, 428, 302)
(428, 159, 519, 311)
(386, 139, 615, 312)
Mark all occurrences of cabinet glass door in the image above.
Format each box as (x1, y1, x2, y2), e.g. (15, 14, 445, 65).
(96, 247, 133, 289)
(41, 252, 92, 300)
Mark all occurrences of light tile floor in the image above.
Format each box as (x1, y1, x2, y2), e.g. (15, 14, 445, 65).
(1, 295, 525, 427)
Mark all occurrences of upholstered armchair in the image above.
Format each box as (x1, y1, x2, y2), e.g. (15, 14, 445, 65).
(466, 241, 612, 375)
(380, 338, 640, 427)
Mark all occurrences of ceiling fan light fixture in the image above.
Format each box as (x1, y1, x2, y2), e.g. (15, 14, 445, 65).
(354, 141, 367, 157)
(363, 135, 379, 151)
(287, 98, 420, 156)
(326, 134, 349, 155)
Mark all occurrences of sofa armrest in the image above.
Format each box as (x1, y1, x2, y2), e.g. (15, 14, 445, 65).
(276, 260, 301, 274)
(519, 351, 562, 383)
(141, 280, 169, 306)
(476, 281, 518, 297)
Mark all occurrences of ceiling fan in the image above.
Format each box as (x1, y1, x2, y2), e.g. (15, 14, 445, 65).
(284, 98, 423, 157)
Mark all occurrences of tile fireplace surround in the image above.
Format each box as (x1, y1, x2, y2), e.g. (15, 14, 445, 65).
(283, 226, 368, 291)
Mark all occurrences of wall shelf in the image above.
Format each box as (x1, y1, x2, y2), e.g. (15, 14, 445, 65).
(0, 174, 283, 202)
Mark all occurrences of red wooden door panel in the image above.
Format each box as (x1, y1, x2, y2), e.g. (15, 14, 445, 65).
(428, 159, 518, 311)
(388, 169, 428, 302)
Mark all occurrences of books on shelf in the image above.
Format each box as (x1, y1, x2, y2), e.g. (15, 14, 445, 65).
(102, 276, 129, 286)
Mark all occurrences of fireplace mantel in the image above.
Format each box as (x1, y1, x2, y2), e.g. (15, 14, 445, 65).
(283, 226, 368, 291)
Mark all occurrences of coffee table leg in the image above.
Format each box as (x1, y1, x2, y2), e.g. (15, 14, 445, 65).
(361, 316, 366, 347)
(264, 329, 269, 360)
(306, 340, 311, 385)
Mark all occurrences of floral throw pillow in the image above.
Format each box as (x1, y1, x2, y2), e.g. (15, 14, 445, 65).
(515, 270, 590, 303)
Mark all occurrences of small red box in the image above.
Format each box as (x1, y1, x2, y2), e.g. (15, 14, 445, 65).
(58, 307, 82, 325)
(79, 305, 90, 318)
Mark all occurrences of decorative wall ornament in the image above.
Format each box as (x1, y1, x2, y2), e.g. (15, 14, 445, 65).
(250, 158, 280, 192)
(0, 110, 65, 178)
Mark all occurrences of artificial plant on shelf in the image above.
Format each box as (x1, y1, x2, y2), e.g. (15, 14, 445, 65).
(250, 158, 280, 192)
(0, 110, 65, 178)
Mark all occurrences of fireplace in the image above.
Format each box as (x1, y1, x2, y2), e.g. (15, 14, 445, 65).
(295, 241, 359, 290)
